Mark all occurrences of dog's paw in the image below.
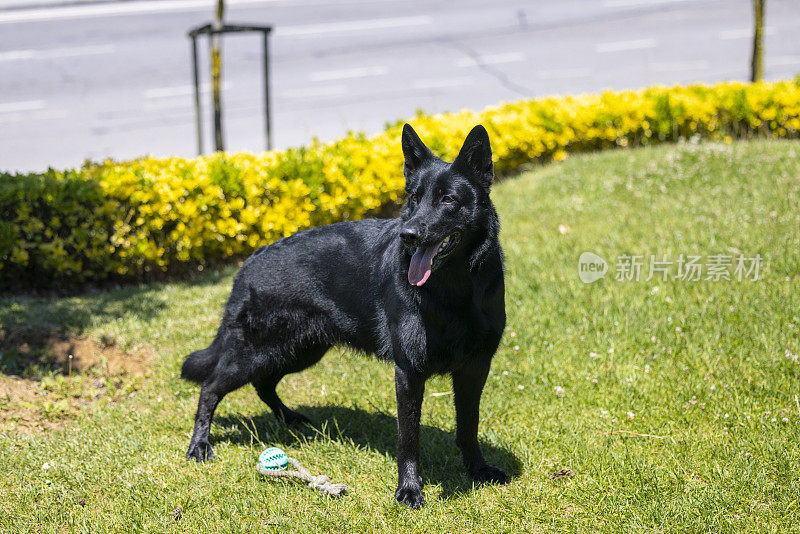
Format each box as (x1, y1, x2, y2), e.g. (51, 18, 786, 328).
(280, 410, 311, 426)
(394, 485, 424, 509)
(469, 464, 508, 484)
(186, 440, 214, 462)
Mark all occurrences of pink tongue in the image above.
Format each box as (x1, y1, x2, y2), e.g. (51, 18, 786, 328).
(408, 240, 443, 286)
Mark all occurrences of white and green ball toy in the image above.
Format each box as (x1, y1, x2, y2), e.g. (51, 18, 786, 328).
(258, 447, 288, 471)
(255, 446, 348, 497)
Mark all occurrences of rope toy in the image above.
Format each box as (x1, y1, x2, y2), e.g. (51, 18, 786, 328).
(256, 447, 349, 498)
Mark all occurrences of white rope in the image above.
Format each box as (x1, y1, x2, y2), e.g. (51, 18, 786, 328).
(257, 457, 348, 497)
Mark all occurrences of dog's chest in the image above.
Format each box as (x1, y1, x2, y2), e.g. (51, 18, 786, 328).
(420, 297, 502, 372)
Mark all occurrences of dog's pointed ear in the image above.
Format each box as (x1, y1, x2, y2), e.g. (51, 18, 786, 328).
(401, 123, 434, 178)
(452, 125, 494, 186)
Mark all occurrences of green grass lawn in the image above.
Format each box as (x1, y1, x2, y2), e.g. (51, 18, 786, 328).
(1, 139, 799, 533)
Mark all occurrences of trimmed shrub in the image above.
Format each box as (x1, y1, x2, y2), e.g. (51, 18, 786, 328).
(2, 80, 799, 290)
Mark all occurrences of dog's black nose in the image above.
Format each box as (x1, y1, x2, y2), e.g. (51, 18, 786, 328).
(400, 228, 419, 246)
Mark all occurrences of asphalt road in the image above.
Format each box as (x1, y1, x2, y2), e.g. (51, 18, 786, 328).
(0, 0, 798, 172)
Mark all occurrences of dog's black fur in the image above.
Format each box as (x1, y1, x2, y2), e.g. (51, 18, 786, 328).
(181, 124, 507, 508)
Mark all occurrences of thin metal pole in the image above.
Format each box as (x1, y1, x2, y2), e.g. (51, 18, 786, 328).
(263, 30, 272, 151)
(211, 2, 225, 151)
(191, 35, 203, 155)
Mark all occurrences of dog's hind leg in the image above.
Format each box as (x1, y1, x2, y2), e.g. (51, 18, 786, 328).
(252, 375, 310, 426)
(251, 344, 328, 425)
(186, 353, 252, 462)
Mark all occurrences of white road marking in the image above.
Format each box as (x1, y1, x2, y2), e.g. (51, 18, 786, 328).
(769, 55, 800, 66)
(651, 60, 710, 72)
(603, 0, 690, 7)
(718, 27, 775, 40)
(145, 82, 231, 99)
(595, 38, 657, 53)
(537, 67, 592, 80)
(276, 16, 431, 37)
(280, 84, 347, 99)
(145, 86, 194, 99)
(0, 0, 280, 24)
(413, 77, 473, 90)
(143, 98, 194, 111)
(309, 66, 388, 82)
(0, 100, 45, 113)
(0, 44, 115, 62)
(456, 52, 526, 68)
(0, 109, 67, 124)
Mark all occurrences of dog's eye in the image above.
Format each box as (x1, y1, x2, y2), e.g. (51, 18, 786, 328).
(441, 195, 456, 204)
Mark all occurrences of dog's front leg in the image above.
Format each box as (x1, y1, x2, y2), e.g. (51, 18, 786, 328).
(453, 364, 508, 484)
(394, 364, 425, 509)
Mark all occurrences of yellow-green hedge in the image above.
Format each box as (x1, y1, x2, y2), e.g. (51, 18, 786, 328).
(2, 80, 800, 289)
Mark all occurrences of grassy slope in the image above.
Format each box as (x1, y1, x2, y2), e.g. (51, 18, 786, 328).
(1, 139, 799, 533)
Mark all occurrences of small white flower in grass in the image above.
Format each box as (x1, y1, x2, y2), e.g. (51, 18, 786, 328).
(783, 417, 789, 423)
(502, 370, 509, 376)
(710, 385, 716, 391)
(627, 411, 635, 420)
(650, 286, 660, 295)
(554, 386, 565, 397)
(608, 347, 614, 354)
(771, 418, 777, 423)
(42, 462, 51, 470)
(518, 385, 524, 390)
(589, 351, 600, 359)
(513, 345, 520, 351)
(675, 326, 682, 333)
(644, 365, 651, 374)
(626, 377, 633, 384)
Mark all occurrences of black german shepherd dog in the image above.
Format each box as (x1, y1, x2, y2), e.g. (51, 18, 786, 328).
(181, 124, 507, 508)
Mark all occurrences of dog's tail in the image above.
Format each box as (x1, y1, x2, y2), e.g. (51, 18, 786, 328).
(181, 345, 220, 384)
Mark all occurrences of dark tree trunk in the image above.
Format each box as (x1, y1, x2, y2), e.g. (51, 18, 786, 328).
(751, 0, 765, 82)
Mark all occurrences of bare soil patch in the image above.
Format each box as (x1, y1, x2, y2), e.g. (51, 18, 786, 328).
(1, 325, 151, 377)
(0, 326, 155, 433)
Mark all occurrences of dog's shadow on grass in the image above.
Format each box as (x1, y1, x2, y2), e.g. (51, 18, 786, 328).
(215, 405, 522, 500)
